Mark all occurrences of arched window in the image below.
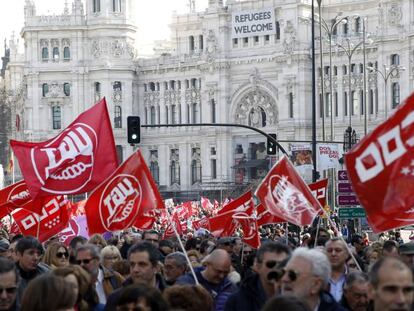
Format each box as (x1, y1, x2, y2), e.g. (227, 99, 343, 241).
(189, 36, 195, 52)
(112, 0, 121, 12)
(114, 105, 122, 128)
(52, 106, 61, 130)
(355, 17, 362, 33)
(64, 83, 70, 96)
(150, 106, 156, 125)
(113, 81, 122, 91)
(149, 150, 159, 184)
(276, 21, 280, 40)
(42, 47, 48, 60)
(171, 105, 177, 125)
(369, 89, 374, 114)
(191, 159, 202, 184)
(199, 35, 203, 50)
(63, 47, 70, 60)
(94, 82, 101, 93)
(116, 145, 123, 165)
(392, 82, 400, 108)
(53, 47, 59, 60)
(170, 149, 180, 185)
(192, 103, 199, 124)
(391, 54, 400, 66)
(289, 93, 294, 118)
(211, 99, 216, 123)
(93, 0, 100, 13)
(42, 83, 49, 97)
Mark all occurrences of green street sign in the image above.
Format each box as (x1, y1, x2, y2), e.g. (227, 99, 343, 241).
(338, 207, 366, 219)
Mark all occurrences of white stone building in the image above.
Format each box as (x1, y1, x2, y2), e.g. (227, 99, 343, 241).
(3, 0, 413, 200)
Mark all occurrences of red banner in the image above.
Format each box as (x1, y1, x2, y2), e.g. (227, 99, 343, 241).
(345, 93, 414, 232)
(0, 181, 31, 218)
(85, 149, 164, 234)
(208, 191, 253, 237)
(12, 196, 70, 242)
(255, 156, 321, 226)
(10, 98, 118, 199)
(308, 178, 329, 214)
(256, 203, 285, 227)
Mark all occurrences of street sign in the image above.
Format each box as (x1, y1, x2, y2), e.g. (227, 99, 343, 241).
(337, 170, 348, 181)
(337, 195, 359, 206)
(338, 183, 354, 193)
(339, 207, 366, 219)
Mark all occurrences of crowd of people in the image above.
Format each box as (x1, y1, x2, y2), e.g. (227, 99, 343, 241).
(0, 224, 413, 311)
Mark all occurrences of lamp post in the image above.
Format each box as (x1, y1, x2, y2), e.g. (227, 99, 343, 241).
(311, 0, 317, 182)
(317, 0, 325, 141)
(318, 13, 348, 141)
(336, 38, 364, 129)
(367, 65, 405, 119)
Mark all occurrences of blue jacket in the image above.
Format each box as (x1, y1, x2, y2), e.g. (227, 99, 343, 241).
(176, 267, 237, 311)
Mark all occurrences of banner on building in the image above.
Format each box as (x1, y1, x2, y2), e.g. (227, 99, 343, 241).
(317, 143, 341, 171)
(289, 143, 313, 183)
(232, 8, 276, 38)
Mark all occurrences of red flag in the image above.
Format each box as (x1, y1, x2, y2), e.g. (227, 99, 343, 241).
(57, 215, 89, 246)
(255, 156, 321, 226)
(10, 98, 118, 199)
(308, 178, 329, 215)
(208, 191, 253, 237)
(0, 181, 32, 218)
(12, 196, 70, 242)
(233, 209, 261, 249)
(84, 149, 164, 234)
(192, 217, 210, 231)
(345, 93, 414, 233)
(256, 203, 285, 227)
(201, 197, 214, 214)
(163, 213, 183, 239)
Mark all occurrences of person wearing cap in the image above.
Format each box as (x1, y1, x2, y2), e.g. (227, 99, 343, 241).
(398, 242, 414, 270)
(225, 241, 291, 311)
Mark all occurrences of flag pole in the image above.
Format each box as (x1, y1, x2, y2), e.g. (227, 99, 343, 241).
(165, 209, 199, 285)
(318, 206, 362, 271)
(11, 151, 15, 184)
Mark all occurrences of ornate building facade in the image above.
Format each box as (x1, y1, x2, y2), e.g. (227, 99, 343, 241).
(2, 0, 413, 200)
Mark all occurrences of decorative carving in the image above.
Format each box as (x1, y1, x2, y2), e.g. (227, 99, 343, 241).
(113, 89, 122, 103)
(51, 39, 60, 47)
(92, 40, 101, 58)
(185, 89, 200, 104)
(40, 39, 49, 47)
(388, 3, 402, 26)
(144, 91, 161, 106)
(62, 38, 70, 47)
(283, 20, 296, 55)
(111, 40, 124, 57)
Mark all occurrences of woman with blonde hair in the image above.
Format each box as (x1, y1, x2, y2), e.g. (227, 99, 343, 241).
(100, 245, 122, 270)
(88, 233, 107, 249)
(42, 242, 70, 268)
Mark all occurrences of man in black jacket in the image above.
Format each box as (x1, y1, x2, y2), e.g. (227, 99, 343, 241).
(224, 242, 291, 311)
(105, 242, 166, 311)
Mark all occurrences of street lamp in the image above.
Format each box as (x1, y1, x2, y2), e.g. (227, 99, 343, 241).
(343, 126, 359, 152)
(336, 38, 364, 129)
(367, 64, 405, 119)
(317, 11, 348, 141)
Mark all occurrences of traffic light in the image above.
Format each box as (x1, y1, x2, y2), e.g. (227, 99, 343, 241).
(127, 116, 140, 144)
(267, 133, 277, 155)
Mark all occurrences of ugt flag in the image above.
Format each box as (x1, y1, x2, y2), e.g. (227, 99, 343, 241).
(10, 98, 118, 199)
(85, 149, 164, 234)
(345, 92, 414, 233)
(255, 156, 322, 226)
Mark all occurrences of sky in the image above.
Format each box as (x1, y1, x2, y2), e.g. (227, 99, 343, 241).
(0, 0, 208, 56)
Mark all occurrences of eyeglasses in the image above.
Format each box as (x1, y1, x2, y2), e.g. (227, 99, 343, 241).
(280, 269, 300, 282)
(76, 258, 94, 265)
(56, 252, 69, 259)
(0, 287, 17, 295)
(265, 260, 279, 269)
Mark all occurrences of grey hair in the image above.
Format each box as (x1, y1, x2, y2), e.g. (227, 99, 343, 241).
(76, 243, 100, 259)
(165, 252, 188, 268)
(344, 271, 368, 289)
(290, 247, 331, 287)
